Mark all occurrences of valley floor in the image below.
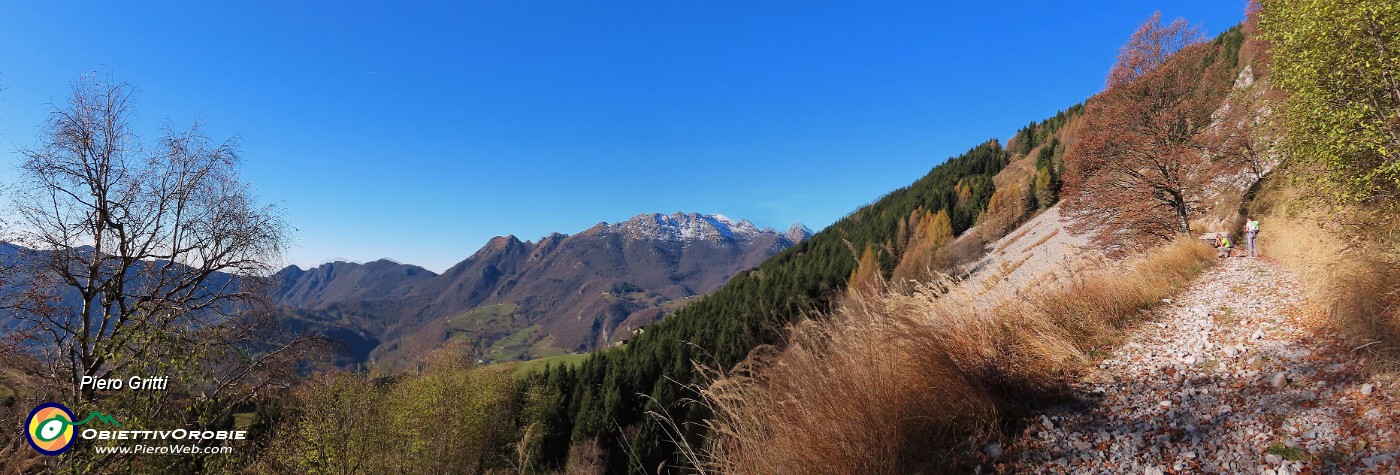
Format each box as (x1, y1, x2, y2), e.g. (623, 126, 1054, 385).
(998, 257, 1400, 474)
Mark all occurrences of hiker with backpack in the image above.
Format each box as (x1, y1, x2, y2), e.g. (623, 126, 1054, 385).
(1244, 216, 1261, 258)
(1216, 233, 1233, 258)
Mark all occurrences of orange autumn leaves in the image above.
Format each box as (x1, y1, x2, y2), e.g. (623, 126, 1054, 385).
(847, 209, 954, 299)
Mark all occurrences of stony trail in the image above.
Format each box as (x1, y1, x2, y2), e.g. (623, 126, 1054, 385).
(997, 257, 1400, 474)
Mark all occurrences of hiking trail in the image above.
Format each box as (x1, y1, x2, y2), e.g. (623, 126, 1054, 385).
(997, 257, 1400, 474)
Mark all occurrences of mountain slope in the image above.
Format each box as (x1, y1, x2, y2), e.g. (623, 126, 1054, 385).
(272, 212, 808, 366)
(272, 259, 437, 309)
(520, 140, 1010, 472)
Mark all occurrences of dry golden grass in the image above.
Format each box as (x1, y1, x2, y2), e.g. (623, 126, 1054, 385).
(1025, 237, 1217, 353)
(979, 253, 1035, 292)
(998, 222, 1035, 251)
(1258, 213, 1400, 363)
(1000, 254, 1033, 280)
(1026, 227, 1062, 252)
(695, 238, 1216, 474)
(1241, 153, 1400, 368)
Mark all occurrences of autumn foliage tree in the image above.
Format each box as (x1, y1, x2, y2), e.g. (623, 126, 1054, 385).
(1106, 12, 1203, 88)
(891, 209, 953, 283)
(1063, 13, 1235, 249)
(1259, 0, 1400, 209)
(976, 182, 1032, 240)
(846, 243, 885, 300)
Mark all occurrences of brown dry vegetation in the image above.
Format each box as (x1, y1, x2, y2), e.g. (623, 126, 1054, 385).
(696, 238, 1216, 474)
(891, 209, 955, 284)
(1251, 176, 1400, 365)
(998, 223, 1035, 253)
(978, 180, 1034, 240)
(1025, 228, 1062, 252)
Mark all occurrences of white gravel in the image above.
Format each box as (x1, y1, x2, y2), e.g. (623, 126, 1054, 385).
(963, 205, 1096, 307)
(994, 257, 1400, 474)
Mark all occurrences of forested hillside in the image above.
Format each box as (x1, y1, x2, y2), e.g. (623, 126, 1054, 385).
(517, 141, 1009, 471)
(11, 2, 1400, 474)
(238, 4, 1400, 472)
(176, 13, 1259, 475)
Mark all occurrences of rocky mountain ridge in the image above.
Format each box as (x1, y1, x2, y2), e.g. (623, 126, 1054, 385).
(272, 212, 809, 367)
(595, 212, 809, 245)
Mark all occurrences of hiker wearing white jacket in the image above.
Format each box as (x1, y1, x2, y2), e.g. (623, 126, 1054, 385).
(1244, 217, 1261, 258)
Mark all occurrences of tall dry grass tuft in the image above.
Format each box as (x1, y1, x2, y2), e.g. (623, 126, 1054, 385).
(697, 238, 1216, 474)
(1258, 213, 1400, 362)
(563, 438, 606, 475)
(698, 280, 1014, 475)
(1027, 238, 1218, 351)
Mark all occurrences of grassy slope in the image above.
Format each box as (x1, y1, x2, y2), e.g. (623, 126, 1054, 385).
(509, 352, 594, 377)
(533, 140, 1010, 472)
(700, 238, 1217, 473)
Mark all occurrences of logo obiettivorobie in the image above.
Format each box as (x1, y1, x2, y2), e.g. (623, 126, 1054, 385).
(25, 403, 75, 455)
(24, 402, 121, 456)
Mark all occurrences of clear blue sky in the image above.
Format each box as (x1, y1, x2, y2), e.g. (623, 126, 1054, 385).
(0, 1, 1248, 273)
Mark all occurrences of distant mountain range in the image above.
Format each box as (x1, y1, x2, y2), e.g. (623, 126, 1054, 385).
(3, 213, 808, 369)
(271, 212, 810, 368)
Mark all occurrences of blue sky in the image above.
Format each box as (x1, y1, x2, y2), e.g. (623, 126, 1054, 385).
(0, 1, 1248, 272)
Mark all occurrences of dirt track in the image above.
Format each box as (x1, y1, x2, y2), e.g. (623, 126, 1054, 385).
(999, 257, 1400, 474)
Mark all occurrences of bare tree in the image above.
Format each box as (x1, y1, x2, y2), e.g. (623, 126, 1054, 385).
(1105, 12, 1203, 88)
(4, 73, 319, 455)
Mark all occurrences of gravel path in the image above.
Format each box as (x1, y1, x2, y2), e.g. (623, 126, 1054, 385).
(996, 257, 1400, 474)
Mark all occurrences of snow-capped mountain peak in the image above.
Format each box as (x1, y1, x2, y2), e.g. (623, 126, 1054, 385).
(787, 223, 814, 243)
(602, 212, 803, 244)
